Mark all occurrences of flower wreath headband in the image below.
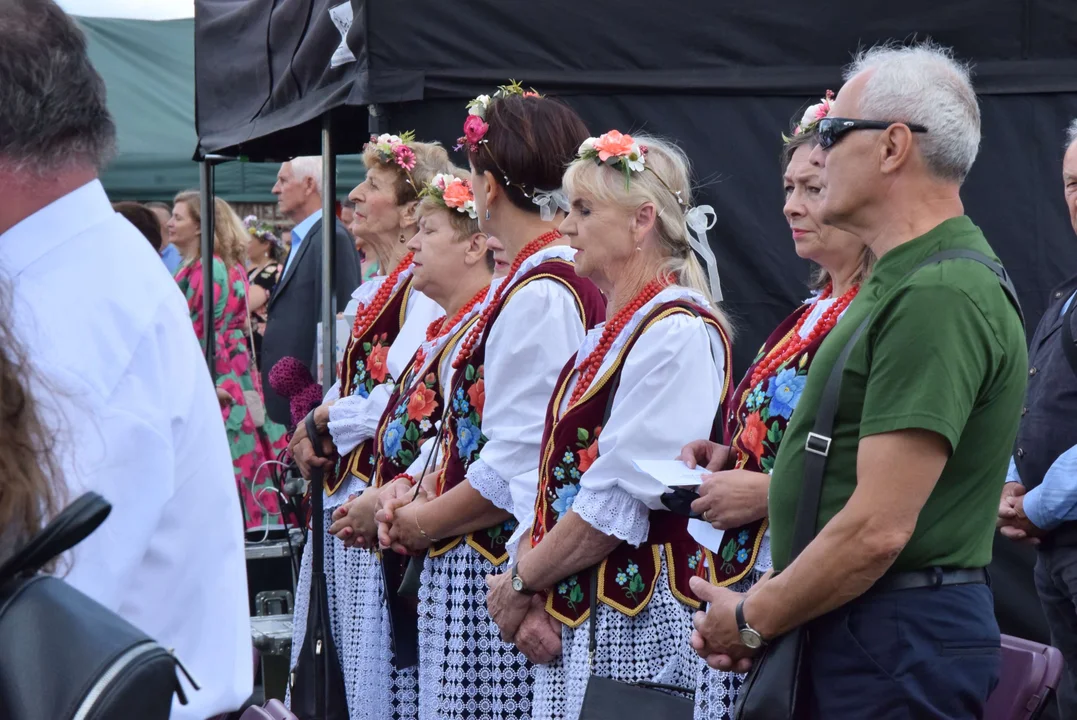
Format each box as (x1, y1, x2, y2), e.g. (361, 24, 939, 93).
(782, 90, 834, 143)
(577, 130, 724, 301)
(366, 130, 420, 190)
(420, 173, 478, 219)
(454, 80, 569, 222)
(242, 215, 281, 246)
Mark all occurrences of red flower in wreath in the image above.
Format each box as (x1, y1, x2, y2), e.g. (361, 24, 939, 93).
(741, 411, 767, 462)
(467, 378, 486, 417)
(577, 426, 603, 473)
(367, 342, 390, 383)
(407, 385, 438, 421)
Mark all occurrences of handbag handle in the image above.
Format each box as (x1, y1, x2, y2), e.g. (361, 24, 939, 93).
(0, 492, 111, 583)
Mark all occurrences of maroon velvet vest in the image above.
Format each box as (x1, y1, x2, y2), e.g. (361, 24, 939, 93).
(428, 258, 607, 566)
(330, 276, 414, 495)
(369, 316, 476, 488)
(531, 300, 752, 628)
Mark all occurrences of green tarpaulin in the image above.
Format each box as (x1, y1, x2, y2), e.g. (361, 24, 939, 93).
(78, 17, 366, 202)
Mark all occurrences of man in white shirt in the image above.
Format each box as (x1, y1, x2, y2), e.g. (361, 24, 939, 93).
(0, 2, 252, 718)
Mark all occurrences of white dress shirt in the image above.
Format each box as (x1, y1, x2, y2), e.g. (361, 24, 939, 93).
(0, 180, 253, 720)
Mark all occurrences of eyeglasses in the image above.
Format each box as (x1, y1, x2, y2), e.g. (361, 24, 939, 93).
(816, 117, 929, 150)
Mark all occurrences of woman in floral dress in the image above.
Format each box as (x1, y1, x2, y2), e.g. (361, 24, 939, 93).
(168, 191, 290, 530)
(679, 96, 873, 718)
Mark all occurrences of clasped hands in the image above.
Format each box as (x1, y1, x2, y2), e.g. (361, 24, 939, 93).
(997, 482, 1044, 544)
(485, 569, 563, 666)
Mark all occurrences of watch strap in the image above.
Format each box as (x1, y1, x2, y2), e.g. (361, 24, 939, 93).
(735, 597, 748, 632)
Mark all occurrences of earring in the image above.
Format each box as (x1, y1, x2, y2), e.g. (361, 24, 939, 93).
(399, 232, 405, 243)
(485, 209, 491, 221)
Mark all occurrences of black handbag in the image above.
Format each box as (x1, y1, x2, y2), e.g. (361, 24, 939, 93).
(289, 412, 349, 720)
(0, 492, 191, 720)
(578, 571, 695, 720)
(732, 249, 1023, 720)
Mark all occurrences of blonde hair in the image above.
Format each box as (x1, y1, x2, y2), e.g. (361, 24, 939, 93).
(417, 167, 481, 238)
(563, 134, 732, 338)
(173, 191, 248, 270)
(362, 140, 454, 205)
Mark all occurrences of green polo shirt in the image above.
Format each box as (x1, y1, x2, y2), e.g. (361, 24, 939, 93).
(768, 216, 1027, 573)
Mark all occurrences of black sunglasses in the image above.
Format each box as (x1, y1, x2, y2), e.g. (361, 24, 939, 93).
(816, 117, 929, 150)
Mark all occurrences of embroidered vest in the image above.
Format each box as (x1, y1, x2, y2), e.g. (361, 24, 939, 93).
(330, 276, 414, 494)
(532, 301, 743, 628)
(429, 258, 607, 566)
(370, 317, 476, 488)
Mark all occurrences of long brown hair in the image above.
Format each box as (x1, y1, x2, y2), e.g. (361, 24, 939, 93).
(0, 292, 61, 567)
(173, 191, 248, 270)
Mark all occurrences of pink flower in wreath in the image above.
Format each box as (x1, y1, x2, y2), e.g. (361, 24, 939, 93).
(593, 130, 636, 162)
(463, 115, 489, 146)
(393, 144, 416, 172)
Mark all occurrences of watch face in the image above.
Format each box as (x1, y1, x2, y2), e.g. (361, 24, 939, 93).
(739, 629, 763, 649)
(512, 576, 525, 592)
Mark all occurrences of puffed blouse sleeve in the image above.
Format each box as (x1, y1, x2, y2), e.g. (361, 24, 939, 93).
(569, 312, 727, 547)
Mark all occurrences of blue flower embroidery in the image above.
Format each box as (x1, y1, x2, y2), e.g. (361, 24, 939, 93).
(688, 551, 701, 570)
(456, 417, 480, 458)
(767, 367, 806, 420)
(626, 562, 639, 576)
(737, 530, 750, 546)
(615, 572, 628, 586)
(563, 451, 575, 464)
(558, 582, 569, 595)
(552, 484, 579, 519)
(736, 548, 749, 563)
(383, 419, 405, 457)
(453, 387, 468, 414)
(553, 466, 566, 481)
(746, 385, 766, 411)
(569, 467, 581, 480)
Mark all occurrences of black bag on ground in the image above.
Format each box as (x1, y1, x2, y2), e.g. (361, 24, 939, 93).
(0, 492, 191, 720)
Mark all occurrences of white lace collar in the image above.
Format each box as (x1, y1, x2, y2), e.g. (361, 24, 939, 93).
(575, 285, 710, 368)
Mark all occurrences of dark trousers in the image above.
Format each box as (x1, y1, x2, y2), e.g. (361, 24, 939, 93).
(1036, 543, 1077, 718)
(807, 583, 1000, 719)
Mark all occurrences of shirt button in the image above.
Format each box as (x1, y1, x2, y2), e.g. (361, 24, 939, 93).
(1029, 367, 1037, 377)
(1017, 448, 1025, 459)
(1022, 407, 1029, 416)
(1056, 291, 1063, 298)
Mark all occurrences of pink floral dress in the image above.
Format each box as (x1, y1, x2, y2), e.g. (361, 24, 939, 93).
(176, 257, 290, 530)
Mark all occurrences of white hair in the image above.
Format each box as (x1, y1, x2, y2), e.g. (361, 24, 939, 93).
(1065, 118, 1077, 150)
(845, 42, 980, 183)
(288, 156, 324, 195)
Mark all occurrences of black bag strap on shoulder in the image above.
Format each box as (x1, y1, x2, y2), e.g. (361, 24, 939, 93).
(909, 249, 1024, 327)
(1061, 292, 1077, 375)
(0, 492, 111, 584)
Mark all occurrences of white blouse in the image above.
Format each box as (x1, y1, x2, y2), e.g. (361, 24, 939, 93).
(324, 270, 441, 505)
(466, 246, 589, 514)
(513, 286, 728, 549)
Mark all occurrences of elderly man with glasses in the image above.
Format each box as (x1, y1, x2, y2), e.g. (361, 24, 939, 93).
(690, 42, 1028, 718)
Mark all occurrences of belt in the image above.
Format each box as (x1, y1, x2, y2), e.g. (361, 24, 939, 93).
(870, 567, 988, 594)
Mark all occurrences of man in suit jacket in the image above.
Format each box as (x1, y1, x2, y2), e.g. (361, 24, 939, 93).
(261, 157, 361, 425)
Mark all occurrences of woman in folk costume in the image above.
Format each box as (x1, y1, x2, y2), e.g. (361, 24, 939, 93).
(681, 96, 873, 718)
(286, 133, 449, 720)
(373, 84, 605, 720)
(484, 132, 733, 720)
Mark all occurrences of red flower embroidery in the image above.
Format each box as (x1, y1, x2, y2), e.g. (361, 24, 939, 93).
(741, 412, 767, 461)
(577, 427, 602, 473)
(407, 385, 438, 422)
(467, 378, 486, 418)
(367, 342, 390, 383)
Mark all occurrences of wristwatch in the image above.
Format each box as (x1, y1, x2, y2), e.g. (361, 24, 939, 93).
(511, 564, 536, 596)
(735, 598, 767, 649)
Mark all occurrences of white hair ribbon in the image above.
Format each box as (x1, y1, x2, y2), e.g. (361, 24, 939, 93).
(684, 205, 723, 302)
(532, 188, 570, 221)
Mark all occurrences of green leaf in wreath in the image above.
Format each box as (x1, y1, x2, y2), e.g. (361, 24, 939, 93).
(721, 539, 737, 563)
(629, 573, 646, 595)
(577, 428, 590, 443)
(569, 583, 584, 604)
(465, 364, 476, 381)
(405, 423, 421, 443)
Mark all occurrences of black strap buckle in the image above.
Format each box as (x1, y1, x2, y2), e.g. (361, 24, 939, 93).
(805, 432, 832, 457)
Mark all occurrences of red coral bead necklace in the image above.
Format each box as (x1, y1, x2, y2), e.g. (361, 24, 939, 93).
(351, 252, 415, 340)
(412, 284, 490, 374)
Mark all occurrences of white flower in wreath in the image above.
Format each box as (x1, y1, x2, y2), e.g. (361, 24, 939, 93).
(578, 137, 596, 155)
(462, 199, 477, 219)
(468, 95, 492, 117)
(625, 142, 646, 173)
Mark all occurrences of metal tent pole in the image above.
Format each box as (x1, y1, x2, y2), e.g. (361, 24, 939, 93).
(199, 159, 216, 377)
(320, 113, 338, 392)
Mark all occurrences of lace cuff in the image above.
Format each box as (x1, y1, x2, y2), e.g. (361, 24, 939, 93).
(327, 385, 389, 455)
(466, 459, 514, 513)
(754, 530, 773, 573)
(323, 381, 341, 404)
(571, 485, 650, 547)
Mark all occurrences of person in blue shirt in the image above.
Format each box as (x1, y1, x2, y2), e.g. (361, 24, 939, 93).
(999, 118, 1077, 718)
(147, 201, 182, 275)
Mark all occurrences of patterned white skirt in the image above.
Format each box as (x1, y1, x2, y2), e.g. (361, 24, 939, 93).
(289, 511, 419, 720)
(531, 559, 701, 720)
(417, 543, 534, 720)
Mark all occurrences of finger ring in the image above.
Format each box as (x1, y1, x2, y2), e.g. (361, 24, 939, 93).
(702, 510, 710, 522)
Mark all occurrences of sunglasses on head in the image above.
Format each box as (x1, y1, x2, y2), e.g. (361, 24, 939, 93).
(816, 117, 929, 150)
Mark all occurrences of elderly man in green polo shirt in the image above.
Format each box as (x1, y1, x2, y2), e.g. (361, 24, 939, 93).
(689, 42, 1027, 718)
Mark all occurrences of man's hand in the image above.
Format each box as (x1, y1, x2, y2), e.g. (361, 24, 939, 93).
(688, 576, 757, 673)
(691, 469, 769, 529)
(216, 387, 234, 408)
(512, 595, 563, 665)
(998, 482, 1044, 544)
(328, 486, 380, 548)
(678, 440, 731, 472)
(486, 570, 532, 642)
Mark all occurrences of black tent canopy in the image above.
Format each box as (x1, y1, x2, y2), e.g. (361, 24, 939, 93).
(196, 0, 1077, 681)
